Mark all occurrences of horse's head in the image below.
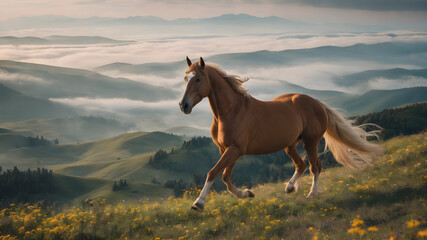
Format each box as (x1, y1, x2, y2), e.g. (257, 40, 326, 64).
(179, 56, 210, 114)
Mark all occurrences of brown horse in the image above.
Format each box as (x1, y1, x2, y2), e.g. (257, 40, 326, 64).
(179, 57, 383, 211)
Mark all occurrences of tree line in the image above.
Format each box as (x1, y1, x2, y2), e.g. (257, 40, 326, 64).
(20, 135, 59, 148)
(112, 179, 128, 191)
(0, 166, 55, 202)
(354, 102, 426, 140)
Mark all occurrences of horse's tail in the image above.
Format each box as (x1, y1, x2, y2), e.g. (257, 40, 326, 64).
(321, 103, 383, 170)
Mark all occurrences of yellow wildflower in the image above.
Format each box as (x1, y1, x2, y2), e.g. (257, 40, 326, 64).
(49, 219, 58, 226)
(418, 229, 427, 237)
(368, 226, 379, 232)
(407, 219, 420, 228)
(351, 218, 364, 227)
(348, 227, 366, 236)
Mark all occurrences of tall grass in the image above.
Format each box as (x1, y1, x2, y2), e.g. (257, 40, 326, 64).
(0, 133, 426, 239)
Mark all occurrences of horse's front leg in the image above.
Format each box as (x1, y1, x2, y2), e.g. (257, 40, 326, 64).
(222, 161, 254, 198)
(191, 146, 241, 211)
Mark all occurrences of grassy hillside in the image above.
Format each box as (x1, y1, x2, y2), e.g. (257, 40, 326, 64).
(0, 131, 185, 185)
(0, 116, 135, 144)
(0, 131, 183, 174)
(162, 126, 210, 137)
(0, 133, 425, 239)
(339, 87, 427, 115)
(0, 84, 76, 123)
(0, 172, 172, 206)
(51, 174, 172, 204)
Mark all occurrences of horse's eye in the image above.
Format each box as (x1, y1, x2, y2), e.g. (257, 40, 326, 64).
(196, 78, 201, 82)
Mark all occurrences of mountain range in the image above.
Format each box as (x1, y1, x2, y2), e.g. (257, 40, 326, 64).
(0, 36, 134, 45)
(0, 14, 392, 37)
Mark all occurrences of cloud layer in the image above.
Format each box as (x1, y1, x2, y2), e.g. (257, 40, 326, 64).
(0, 70, 48, 84)
(49, 96, 213, 131)
(1, 32, 425, 69)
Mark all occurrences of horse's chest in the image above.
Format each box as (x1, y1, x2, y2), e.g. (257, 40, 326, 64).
(212, 121, 243, 149)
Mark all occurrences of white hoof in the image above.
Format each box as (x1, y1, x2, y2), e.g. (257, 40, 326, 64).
(306, 190, 318, 198)
(191, 202, 204, 211)
(285, 182, 298, 193)
(243, 189, 255, 198)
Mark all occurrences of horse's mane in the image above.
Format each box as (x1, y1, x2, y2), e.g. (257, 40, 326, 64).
(206, 63, 249, 95)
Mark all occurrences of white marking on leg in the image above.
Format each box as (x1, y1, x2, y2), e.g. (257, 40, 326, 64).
(185, 72, 195, 82)
(285, 171, 303, 193)
(307, 173, 319, 198)
(194, 180, 212, 205)
(227, 184, 248, 198)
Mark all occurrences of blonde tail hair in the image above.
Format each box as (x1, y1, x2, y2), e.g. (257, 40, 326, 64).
(322, 103, 383, 170)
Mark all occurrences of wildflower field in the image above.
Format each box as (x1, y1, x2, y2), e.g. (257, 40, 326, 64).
(0, 133, 426, 239)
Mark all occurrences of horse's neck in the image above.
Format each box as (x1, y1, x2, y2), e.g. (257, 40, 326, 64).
(207, 71, 244, 119)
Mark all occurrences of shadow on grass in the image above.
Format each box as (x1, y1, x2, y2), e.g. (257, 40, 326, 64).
(329, 183, 427, 210)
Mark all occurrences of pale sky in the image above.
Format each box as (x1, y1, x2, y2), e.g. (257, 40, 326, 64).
(1, 0, 426, 28)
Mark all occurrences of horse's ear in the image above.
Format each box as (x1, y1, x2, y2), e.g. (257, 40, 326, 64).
(186, 56, 192, 67)
(199, 57, 205, 69)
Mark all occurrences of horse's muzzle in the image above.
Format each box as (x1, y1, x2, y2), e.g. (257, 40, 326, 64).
(179, 100, 192, 114)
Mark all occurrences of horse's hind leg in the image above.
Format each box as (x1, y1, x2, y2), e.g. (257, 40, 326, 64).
(222, 161, 254, 198)
(303, 140, 322, 198)
(285, 142, 306, 193)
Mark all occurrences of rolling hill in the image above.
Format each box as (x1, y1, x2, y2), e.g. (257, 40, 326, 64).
(0, 131, 184, 179)
(338, 87, 427, 115)
(0, 84, 76, 123)
(0, 170, 172, 205)
(50, 174, 172, 204)
(162, 126, 211, 137)
(0, 116, 135, 144)
(0, 60, 178, 101)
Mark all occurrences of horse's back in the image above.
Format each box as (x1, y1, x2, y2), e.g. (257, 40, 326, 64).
(272, 93, 328, 142)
